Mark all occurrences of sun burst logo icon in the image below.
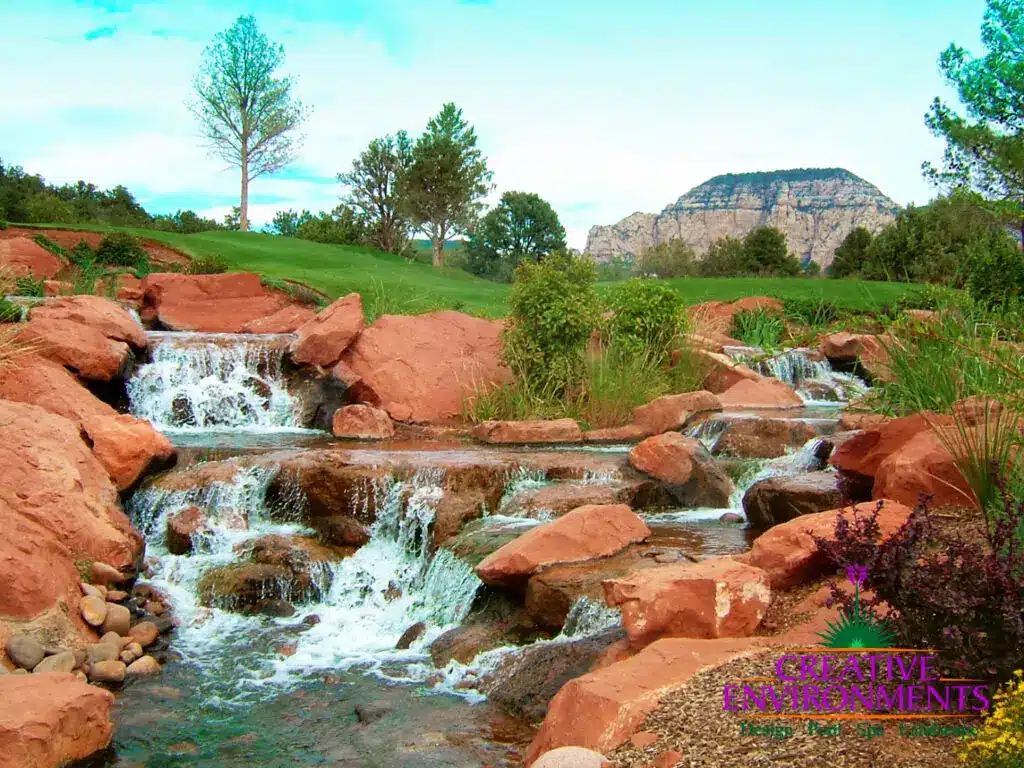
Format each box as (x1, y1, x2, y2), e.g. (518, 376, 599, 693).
(817, 563, 896, 650)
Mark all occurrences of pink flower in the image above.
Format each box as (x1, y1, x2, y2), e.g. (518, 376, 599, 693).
(847, 564, 868, 587)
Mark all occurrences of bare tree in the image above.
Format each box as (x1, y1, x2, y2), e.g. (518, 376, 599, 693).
(190, 15, 309, 232)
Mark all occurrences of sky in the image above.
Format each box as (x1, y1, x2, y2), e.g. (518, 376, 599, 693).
(0, 0, 990, 248)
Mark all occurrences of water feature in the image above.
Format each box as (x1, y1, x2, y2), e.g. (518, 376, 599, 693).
(127, 332, 309, 433)
(724, 345, 867, 405)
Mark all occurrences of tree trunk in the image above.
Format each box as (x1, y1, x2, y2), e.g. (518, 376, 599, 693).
(240, 151, 249, 233)
(432, 236, 444, 268)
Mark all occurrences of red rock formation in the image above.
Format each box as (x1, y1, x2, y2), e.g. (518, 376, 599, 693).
(475, 505, 650, 588)
(604, 556, 770, 647)
(331, 404, 395, 440)
(340, 311, 510, 423)
(0, 674, 114, 767)
(141, 272, 292, 332)
(472, 419, 583, 445)
(0, 236, 64, 278)
(241, 305, 318, 334)
(718, 378, 804, 409)
(288, 294, 364, 366)
(631, 390, 721, 435)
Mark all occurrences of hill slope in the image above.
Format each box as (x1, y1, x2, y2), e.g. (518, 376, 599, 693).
(586, 167, 899, 268)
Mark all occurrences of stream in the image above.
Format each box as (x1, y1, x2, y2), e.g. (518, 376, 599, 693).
(77, 333, 864, 767)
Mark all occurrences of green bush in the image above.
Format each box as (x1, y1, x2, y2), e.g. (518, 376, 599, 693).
(966, 228, 1024, 309)
(634, 241, 697, 278)
(0, 298, 24, 322)
(730, 308, 785, 349)
(95, 232, 149, 270)
(782, 297, 839, 328)
(503, 252, 600, 389)
(0, 220, 7, 230)
(186, 253, 230, 275)
(829, 227, 873, 278)
(13, 275, 44, 297)
(606, 278, 685, 360)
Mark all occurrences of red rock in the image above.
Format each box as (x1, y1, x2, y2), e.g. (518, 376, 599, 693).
(0, 673, 114, 766)
(820, 332, 888, 366)
(874, 428, 974, 509)
(525, 637, 757, 762)
(472, 419, 583, 445)
(16, 318, 130, 381)
(582, 424, 652, 443)
(829, 412, 937, 478)
(718, 378, 804, 410)
(0, 355, 175, 490)
(0, 237, 64, 278)
(288, 294, 365, 366)
(140, 272, 291, 332)
(629, 433, 696, 484)
(340, 311, 511, 423)
(166, 507, 206, 555)
(604, 557, 770, 648)
(475, 505, 650, 588)
(739, 499, 913, 588)
(631, 391, 721, 435)
(240, 305, 318, 334)
(838, 412, 891, 431)
(0, 401, 142, 628)
(655, 750, 683, 768)
(30, 295, 146, 348)
(713, 418, 817, 458)
(630, 731, 659, 747)
(695, 351, 762, 394)
(331, 404, 395, 440)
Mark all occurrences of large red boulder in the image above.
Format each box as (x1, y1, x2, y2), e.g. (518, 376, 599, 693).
(713, 417, 817, 458)
(830, 412, 936, 478)
(0, 674, 114, 767)
(739, 500, 913, 588)
(874, 428, 974, 509)
(524, 637, 757, 763)
(0, 236, 64, 278)
(696, 351, 762, 394)
(628, 433, 733, 506)
(472, 419, 583, 444)
(820, 332, 886, 363)
(0, 401, 143, 628)
(29, 295, 146, 349)
(241, 304, 318, 334)
(140, 272, 292, 332)
(331, 404, 395, 440)
(288, 294, 365, 366)
(17, 319, 131, 382)
(631, 391, 721, 435)
(0, 355, 174, 490)
(604, 557, 771, 647)
(339, 311, 511, 423)
(718, 378, 804, 409)
(475, 505, 650, 588)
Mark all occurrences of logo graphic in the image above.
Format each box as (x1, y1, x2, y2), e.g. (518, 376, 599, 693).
(816, 564, 896, 650)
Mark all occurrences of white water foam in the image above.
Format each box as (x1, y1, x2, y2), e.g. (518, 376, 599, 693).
(127, 332, 304, 431)
(725, 346, 868, 405)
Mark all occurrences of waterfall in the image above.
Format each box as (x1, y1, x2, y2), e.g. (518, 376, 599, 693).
(126, 332, 303, 431)
(128, 462, 483, 701)
(725, 346, 868, 405)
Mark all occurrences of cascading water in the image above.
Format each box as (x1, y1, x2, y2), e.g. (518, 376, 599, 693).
(127, 332, 303, 431)
(726, 346, 867, 405)
(128, 463, 483, 703)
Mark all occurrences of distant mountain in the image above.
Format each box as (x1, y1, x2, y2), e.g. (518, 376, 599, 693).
(585, 168, 899, 268)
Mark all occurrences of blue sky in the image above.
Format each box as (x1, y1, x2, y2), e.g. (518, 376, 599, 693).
(0, 0, 988, 247)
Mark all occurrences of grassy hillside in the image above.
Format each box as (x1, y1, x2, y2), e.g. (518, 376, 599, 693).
(14, 223, 923, 316)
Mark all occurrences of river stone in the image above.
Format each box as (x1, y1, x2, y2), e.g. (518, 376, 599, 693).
(80, 582, 103, 599)
(396, 622, 427, 650)
(99, 631, 129, 650)
(719, 512, 744, 524)
(101, 603, 131, 636)
(124, 642, 143, 658)
(89, 660, 127, 683)
(128, 621, 160, 648)
(33, 651, 75, 674)
(107, 590, 128, 602)
(80, 595, 108, 627)
(86, 643, 120, 664)
(6, 635, 45, 670)
(126, 655, 162, 677)
(354, 701, 393, 725)
(90, 561, 125, 585)
(533, 747, 611, 768)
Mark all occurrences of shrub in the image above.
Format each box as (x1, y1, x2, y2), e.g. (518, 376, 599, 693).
(95, 232, 149, 270)
(742, 227, 801, 276)
(0, 220, 6, 230)
(0, 298, 23, 322)
(606, 278, 685, 360)
(829, 227, 873, 278)
(782, 297, 839, 329)
(959, 671, 1024, 767)
(966, 228, 1024, 310)
(503, 252, 600, 390)
(699, 236, 749, 276)
(185, 253, 229, 275)
(13, 275, 44, 297)
(634, 240, 697, 278)
(815, 495, 1024, 681)
(730, 307, 785, 349)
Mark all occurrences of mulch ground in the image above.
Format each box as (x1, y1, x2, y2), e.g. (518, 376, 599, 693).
(608, 651, 978, 768)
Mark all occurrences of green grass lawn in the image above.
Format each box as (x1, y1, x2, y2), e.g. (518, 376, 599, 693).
(14, 223, 923, 317)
